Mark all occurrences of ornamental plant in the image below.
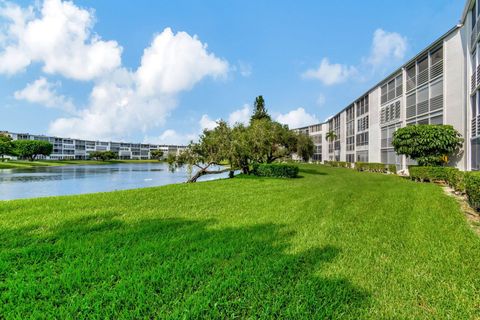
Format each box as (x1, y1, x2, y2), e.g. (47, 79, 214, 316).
(392, 125, 463, 166)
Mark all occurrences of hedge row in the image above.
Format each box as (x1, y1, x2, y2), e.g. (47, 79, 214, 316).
(251, 163, 299, 178)
(323, 161, 351, 168)
(324, 161, 397, 174)
(465, 172, 480, 210)
(408, 166, 450, 182)
(408, 166, 480, 211)
(356, 162, 397, 174)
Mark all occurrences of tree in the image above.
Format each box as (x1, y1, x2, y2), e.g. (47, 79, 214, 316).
(168, 99, 312, 182)
(89, 151, 117, 161)
(250, 95, 271, 122)
(151, 149, 164, 161)
(248, 118, 297, 164)
(325, 131, 337, 143)
(392, 125, 463, 166)
(295, 133, 315, 162)
(0, 133, 13, 161)
(230, 124, 252, 174)
(12, 140, 53, 161)
(168, 121, 234, 183)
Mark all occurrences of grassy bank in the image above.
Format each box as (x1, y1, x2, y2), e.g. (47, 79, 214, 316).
(0, 159, 161, 169)
(0, 164, 479, 318)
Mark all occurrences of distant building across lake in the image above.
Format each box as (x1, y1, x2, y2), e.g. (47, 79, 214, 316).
(1, 131, 187, 160)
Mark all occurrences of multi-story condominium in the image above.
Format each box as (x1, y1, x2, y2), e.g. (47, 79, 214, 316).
(2, 131, 186, 160)
(294, 0, 480, 171)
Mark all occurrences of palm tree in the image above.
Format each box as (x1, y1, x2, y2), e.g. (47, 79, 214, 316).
(325, 130, 337, 143)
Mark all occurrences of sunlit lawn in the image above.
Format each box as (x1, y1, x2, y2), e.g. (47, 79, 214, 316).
(0, 164, 479, 319)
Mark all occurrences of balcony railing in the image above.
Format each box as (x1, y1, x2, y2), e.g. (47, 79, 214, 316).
(430, 60, 443, 79)
(475, 117, 479, 138)
(417, 69, 429, 86)
(472, 16, 480, 49)
(407, 60, 443, 92)
(471, 65, 480, 93)
(473, 72, 477, 93)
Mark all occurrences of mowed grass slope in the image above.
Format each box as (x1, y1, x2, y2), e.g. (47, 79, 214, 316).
(0, 164, 479, 319)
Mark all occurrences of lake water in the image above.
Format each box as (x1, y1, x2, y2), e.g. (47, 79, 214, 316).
(0, 163, 229, 201)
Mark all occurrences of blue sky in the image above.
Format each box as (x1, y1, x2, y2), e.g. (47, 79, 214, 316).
(0, 0, 463, 144)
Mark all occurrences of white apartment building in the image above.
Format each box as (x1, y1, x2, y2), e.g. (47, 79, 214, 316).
(3, 131, 186, 160)
(294, 0, 480, 171)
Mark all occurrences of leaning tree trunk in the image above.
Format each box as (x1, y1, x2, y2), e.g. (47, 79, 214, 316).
(187, 167, 233, 183)
(188, 169, 207, 183)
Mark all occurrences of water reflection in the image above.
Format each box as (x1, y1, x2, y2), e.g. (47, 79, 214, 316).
(0, 163, 229, 200)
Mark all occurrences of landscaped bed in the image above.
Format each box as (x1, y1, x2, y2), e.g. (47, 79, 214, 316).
(0, 164, 479, 318)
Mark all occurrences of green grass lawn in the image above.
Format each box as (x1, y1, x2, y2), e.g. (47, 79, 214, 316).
(0, 159, 161, 169)
(0, 164, 479, 319)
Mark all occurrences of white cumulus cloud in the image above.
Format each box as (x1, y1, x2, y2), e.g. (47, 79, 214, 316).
(47, 26, 229, 140)
(48, 75, 177, 140)
(302, 58, 357, 86)
(276, 108, 319, 129)
(199, 114, 219, 131)
(367, 29, 407, 68)
(228, 104, 250, 126)
(136, 27, 228, 96)
(14, 77, 75, 113)
(302, 29, 407, 85)
(0, 0, 122, 80)
(144, 129, 197, 146)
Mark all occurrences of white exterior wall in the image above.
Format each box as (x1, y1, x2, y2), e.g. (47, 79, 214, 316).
(293, 7, 479, 171)
(339, 110, 347, 161)
(368, 88, 381, 163)
(5, 131, 185, 160)
(444, 29, 468, 170)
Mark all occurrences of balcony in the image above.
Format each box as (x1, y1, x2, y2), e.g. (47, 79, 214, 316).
(472, 15, 480, 49)
(430, 60, 443, 79)
(471, 65, 480, 93)
(474, 118, 478, 138)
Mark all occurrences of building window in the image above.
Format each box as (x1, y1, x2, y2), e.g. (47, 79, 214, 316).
(346, 136, 355, 151)
(381, 101, 401, 124)
(418, 56, 429, 86)
(395, 74, 403, 96)
(346, 105, 355, 121)
(407, 65, 416, 92)
(357, 116, 369, 132)
(356, 132, 369, 146)
(381, 84, 387, 104)
(309, 124, 322, 132)
(381, 74, 402, 104)
(356, 95, 369, 116)
(472, 137, 480, 170)
(356, 151, 368, 162)
(387, 79, 396, 101)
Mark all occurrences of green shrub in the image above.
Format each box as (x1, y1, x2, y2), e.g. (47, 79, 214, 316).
(444, 167, 466, 193)
(465, 172, 480, 210)
(355, 162, 387, 173)
(324, 161, 352, 168)
(408, 166, 452, 182)
(388, 165, 397, 174)
(325, 161, 395, 174)
(252, 163, 299, 178)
